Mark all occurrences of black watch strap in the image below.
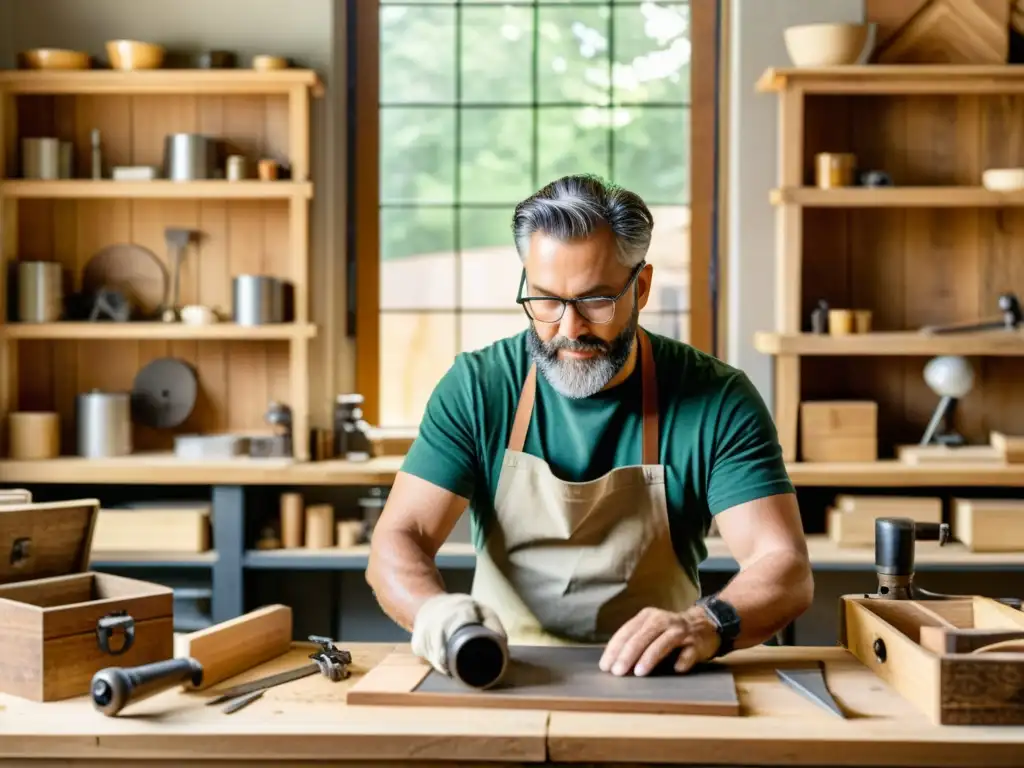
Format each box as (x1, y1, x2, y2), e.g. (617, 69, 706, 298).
(698, 595, 741, 658)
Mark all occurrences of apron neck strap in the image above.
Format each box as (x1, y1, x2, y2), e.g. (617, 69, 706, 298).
(508, 328, 659, 464)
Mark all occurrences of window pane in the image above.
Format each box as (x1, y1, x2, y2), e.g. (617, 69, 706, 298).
(460, 312, 530, 353)
(537, 106, 610, 184)
(640, 311, 689, 343)
(538, 4, 610, 105)
(380, 312, 457, 427)
(612, 105, 688, 204)
(642, 204, 688, 313)
(381, 207, 457, 310)
(459, 108, 534, 204)
(380, 5, 456, 103)
(613, 2, 690, 104)
(380, 107, 456, 205)
(461, 5, 533, 104)
(458, 207, 522, 309)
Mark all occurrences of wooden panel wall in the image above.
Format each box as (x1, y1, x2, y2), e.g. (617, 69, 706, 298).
(10, 94, 294, 452)
(799, 94, 1024, 456)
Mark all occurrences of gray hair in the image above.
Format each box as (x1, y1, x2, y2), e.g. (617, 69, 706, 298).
(511, 174, 654, 268)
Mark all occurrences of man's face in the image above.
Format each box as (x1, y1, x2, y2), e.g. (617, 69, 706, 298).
(522, 227, 651, 398)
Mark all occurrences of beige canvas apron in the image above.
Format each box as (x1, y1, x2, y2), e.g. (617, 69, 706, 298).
(471, 328, 700, 645)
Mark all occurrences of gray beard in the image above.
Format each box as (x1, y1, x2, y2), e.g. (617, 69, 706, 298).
(525, 309, 639, 399)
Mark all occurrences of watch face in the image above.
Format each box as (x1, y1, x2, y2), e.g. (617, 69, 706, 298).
(706, 597, 741, 636)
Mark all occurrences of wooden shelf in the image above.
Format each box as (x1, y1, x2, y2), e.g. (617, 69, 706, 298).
(770, 186, 1024, 207)
(786, 460, 1024, 488)
(242, 536, 1024, 572)
(754, 331, 1024, 356)
(0, 69, 323, 95)
(756, 65, 1024, 94)
(0, 453, 405, 485)
(90, 550, 217, 567)
(1, 322, 317, 341)
(0, 180, 312, 199)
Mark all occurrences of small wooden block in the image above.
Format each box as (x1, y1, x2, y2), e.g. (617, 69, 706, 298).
(990, 431, 1024, 463)
(897, 444, 1003, 465)
(919, 626, 1024, 656)
(828, 495, 942, 547)
(952, 498, 1024, 552)
(180, 604, 293, 690)
(800, 401, 877, 463)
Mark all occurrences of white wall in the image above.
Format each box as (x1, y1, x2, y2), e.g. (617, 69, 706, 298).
(726, 0, 865, 405)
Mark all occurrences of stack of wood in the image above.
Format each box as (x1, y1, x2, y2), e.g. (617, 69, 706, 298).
(952, 498, 1024, 552)
(826, 494, 942, 547)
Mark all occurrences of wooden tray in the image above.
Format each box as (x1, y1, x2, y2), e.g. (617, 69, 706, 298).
(346, 645, 740, 716)
(839, 594, 1024, 724)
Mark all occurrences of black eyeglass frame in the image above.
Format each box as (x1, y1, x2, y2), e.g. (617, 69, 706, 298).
(515, 260, 647, 325)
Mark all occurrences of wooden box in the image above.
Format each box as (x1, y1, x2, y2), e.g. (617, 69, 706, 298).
(0, 499, 174, 701)
(91, 503, 211, 553)
(952, 498, 1024, 552)
(827, 495, 942, 547)
(840, 594, 1024, 724)
(800, 401, 877, 462)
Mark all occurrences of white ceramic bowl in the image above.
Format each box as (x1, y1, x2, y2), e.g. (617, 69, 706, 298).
(982, 168, 1024, 192)
(784, 23, 875, 67)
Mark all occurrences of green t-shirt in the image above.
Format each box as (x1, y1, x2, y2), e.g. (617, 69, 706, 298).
(400, 328, 794, 586)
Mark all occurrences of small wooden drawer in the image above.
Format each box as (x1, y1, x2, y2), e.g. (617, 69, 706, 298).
(840, 595, 1024, 725)
(952, 498, 1024, 552)
(0, 499, 174, 701)
(800, 400, 877, 462)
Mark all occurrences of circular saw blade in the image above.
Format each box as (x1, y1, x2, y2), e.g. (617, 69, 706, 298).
(131, 357, 198, 429)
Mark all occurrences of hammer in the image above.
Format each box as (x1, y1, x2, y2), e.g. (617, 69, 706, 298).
(921, 292, 1023, 335)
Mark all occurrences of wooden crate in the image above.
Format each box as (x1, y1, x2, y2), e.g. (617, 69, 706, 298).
(800, 400, 877, 462)
(839, 594, 1024, 724)
(0, 498, 173, 701)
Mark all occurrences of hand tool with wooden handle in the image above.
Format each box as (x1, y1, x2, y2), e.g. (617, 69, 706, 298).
(91, 657, 204, 716)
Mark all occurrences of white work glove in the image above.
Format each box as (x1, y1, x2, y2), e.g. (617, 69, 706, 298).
(411, 592, 506, 675)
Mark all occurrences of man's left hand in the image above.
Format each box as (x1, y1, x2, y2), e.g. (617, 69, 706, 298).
(599, 606, 721, 677)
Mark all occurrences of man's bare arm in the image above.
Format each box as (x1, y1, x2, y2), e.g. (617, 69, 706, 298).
(365, 470, 470, 631)
(712, 492, 813, 648)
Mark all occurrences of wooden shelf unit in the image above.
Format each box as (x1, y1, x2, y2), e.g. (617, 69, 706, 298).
(758, 66, 1024, 467)
(0, 69, 320, 460)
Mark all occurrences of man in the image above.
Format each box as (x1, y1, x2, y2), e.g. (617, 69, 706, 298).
(366, 174, 813, 678)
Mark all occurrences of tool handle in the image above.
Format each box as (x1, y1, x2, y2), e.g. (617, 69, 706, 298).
(91, 657, 203, 717)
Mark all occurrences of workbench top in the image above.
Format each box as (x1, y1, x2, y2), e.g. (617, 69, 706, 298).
(0, 643, 1020, 766)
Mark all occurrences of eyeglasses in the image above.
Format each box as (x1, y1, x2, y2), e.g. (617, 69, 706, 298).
(515, 261, 646, 324)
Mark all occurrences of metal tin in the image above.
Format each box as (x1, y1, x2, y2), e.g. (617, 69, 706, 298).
(232, 275, 284, 325)
(76, 390, 132, 458)
(163, 133, 220, 181)
(17, 261, 63, 322)
(226, 155, 246, 181)
(22, 137, 60, 180)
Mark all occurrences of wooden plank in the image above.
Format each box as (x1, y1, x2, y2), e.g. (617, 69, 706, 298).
(772, 186, 1024, 206)
(180, 604, 292, 691)
(347, 648, 741, 717)
(1, 323, 314, 340)
(755, 330, 1024, 355)
(0, 70, 321, 95)
(0, 180, 310, 198)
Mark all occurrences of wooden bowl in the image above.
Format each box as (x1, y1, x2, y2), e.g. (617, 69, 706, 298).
(106, 40, 165, 70)
(783, 23, 875, 67)
(18, 48, 91, 70)
(982, 168, 1024, 192)
(252, 55, 289, 71)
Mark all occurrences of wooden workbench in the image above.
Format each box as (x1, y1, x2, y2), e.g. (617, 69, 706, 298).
(0, 643, 1020, 766)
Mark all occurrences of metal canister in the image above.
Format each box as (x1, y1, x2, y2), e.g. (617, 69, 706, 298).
(163, 133, 220, 181)
(21, 137, 60, 179)
(17, 261, 63, 322)
(76, 390, 132, 458)
(232, 275, 284, 325)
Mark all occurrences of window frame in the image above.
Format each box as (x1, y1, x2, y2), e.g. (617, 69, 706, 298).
(349, 0, 725, 426)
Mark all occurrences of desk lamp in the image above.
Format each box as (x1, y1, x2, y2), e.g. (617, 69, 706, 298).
(919, 355, 974, 446)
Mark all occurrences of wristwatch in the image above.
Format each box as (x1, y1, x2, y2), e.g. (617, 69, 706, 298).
(696, 594, 741, 658)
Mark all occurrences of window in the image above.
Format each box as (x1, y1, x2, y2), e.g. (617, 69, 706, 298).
(351, 0, 721, 427)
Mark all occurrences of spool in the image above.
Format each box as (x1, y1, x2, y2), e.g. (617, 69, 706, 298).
(828, 309, 853, 336)
(280, 492, 304, 548)
(446, 623, 509, 690)
(8, 411, 60, 459)
(304, 504, 334, 548)
(233, 275, 284, 325)
(257, 158, 278, 181)
(76, 390, 132, 458)
(17, 261, 63, 322)
(815, 152, 856, 189)
(22, 137, 60, 179)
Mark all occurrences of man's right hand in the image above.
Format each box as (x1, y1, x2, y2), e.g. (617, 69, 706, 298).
(411, 592, 507, 675)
